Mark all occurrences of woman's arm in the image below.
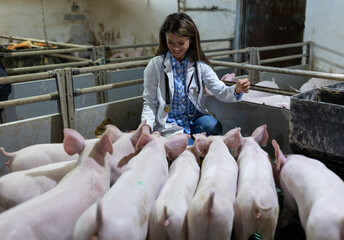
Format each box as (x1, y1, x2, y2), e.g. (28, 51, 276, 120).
(141, 59, 160, 130)
(200, 62, 245, 103)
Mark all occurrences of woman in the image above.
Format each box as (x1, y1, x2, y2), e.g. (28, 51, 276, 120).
(141, 12, 250, 144)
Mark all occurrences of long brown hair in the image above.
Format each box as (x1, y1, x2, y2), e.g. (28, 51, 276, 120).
(156, 12, 212, 67)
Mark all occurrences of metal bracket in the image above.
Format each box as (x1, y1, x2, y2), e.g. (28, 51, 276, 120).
(55, 69, 69, 129)
(65, 68, 75, 129)
(92, 46, 107, 104)
(248, 47, 261, 84)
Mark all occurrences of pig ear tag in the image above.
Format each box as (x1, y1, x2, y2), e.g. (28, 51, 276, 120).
(164, 105, 170, 113)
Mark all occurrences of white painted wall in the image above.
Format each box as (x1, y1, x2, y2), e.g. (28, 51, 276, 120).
(0, 0, 91, 44)
(303, 0, 344, 73)
(87, 0, 235, 54)
(0, 0, 343, 72)
(0, 0, 235, 54)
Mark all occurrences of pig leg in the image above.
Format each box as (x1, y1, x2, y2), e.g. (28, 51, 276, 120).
(256, 215, 278, 240)
(278, 182, 297, 228)
(233, 199, 256, 240)
(306, 206, 344, 240)
(73, 203, 97, 240)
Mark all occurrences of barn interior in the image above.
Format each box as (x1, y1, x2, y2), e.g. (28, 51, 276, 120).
(0, 0, 343, 239)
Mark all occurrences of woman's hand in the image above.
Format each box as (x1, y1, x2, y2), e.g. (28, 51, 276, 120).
(235, 78, 250, 94)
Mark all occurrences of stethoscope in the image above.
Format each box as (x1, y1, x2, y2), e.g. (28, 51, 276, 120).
(163, 55, 201, 117)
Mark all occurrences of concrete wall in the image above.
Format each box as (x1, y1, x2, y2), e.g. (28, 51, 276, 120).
(303, 0, 344, 73)
(1, 0, 343, 69)
(0, 0, 92, 44)
(0, 0, 235, 54)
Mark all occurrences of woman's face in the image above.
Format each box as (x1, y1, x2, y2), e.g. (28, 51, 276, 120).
(166, 32, 190, 62)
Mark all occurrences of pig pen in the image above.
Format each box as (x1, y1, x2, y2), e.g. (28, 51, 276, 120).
(0, 41, 343, 239)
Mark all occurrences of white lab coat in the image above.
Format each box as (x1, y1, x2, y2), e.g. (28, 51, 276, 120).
(141, 51, 242, 136)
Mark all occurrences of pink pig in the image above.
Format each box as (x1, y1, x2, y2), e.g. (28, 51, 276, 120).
(298, 77, 339, 92)
(1, 136, 102, 172)
(0, 120, 146, 174)
(0, 160, 76, 213)
(73, 125, 190, 240)
(233, 125, 279, 240)
(1, 143, 81, 172)
(0, 122, 146, 212)
(187, 128, 242, 240)
(0, 128, 115, 240)
(272, 139, 344, 240)
(147, 145, 202, 240)
(107, 120, 148, 186)
(242, 94, 290, 109)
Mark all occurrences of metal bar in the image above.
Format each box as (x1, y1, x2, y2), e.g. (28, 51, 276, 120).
(204, 48, 231, 53)
(224, 81, 295, 96)
(201, 38, 234, 43)
(314, 42, 344, 58)
(314, 55, 344, 71)
(93, 58, 103, 65)
(308, 41, 315, 71)
(107, 43, 158, 50)
(0, 92, 59, 108)
(301, 43, 309, 65)
(50, 53, 90, 62)
(93, 46, 107, 103)
(0, 35, 91, 49)
(3, 47, 89, 58)
(109, 55, 153, 63)
(74, 79, 144, 96)
(105, 36, 234, 49)
(257, 42, 306, 52)
(0, 71, 56, 84)
(6, 61, 91, 75)
(0, 72, 143, 109)
(205, 49, 249, 56)
(65, 68, 75, 129)
(183, 7, 230, 12)
(210, 60, 344, 81)
(249, 48, 261, 84)
(74, 60, 150, 74)
(56, 69, 69, 129)
(260, 54, 306, 64)
(106, 38, 232, 50)
(108, 49, 249, 63)
(214, 66, 230, 71)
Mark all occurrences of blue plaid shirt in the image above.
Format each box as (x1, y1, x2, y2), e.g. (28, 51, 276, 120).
(166, 52, 200, 134)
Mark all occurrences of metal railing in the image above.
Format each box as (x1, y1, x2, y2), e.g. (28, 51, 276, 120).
(1, 40, 343, 127)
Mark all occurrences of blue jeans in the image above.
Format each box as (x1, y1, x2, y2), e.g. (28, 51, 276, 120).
(187, 115, 223, 145)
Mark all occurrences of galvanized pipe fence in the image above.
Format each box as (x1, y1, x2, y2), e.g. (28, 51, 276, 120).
(1, 40, 343, 128)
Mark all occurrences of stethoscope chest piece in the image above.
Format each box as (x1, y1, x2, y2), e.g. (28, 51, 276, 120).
(164, 105, 170, 113)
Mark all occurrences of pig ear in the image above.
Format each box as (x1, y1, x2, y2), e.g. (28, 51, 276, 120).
(223, 127, 242, 149)
(272, 139, 285, 170)
(130, 120, 147, 147)
(63, 128, 86, 155)
(97, 133, 113, 155)
(104, 124, 123, 144)
(165, 134, 190, 160)
(193, 134, 211, 157)
(252, 125, 269, 146)
(135, 125, 152, 150)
